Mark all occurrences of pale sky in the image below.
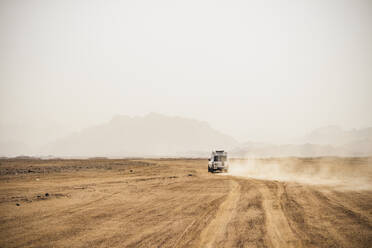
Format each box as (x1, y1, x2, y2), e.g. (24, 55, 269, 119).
(1, 0, 371, 147)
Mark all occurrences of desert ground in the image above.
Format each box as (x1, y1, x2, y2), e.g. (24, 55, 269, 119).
(0, 157, 371, 248)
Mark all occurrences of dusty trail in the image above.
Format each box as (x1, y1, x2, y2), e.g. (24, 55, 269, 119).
(199, 180, 240, 248)
(0, 158, 371, 248)
(259, 182, 301, 248)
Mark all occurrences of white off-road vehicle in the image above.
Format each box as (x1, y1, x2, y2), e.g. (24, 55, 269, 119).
(208, 150, 229, 173)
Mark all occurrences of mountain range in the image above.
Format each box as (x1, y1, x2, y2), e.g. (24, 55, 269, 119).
(1, 114, 371, 157)
(42, 113, 238, 157)
(231, 126, 372, 157)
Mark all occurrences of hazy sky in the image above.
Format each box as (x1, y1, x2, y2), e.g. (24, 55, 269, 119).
(1, 0, 371, 145)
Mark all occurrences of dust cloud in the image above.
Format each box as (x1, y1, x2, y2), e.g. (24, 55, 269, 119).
(228, 157, 372, 190)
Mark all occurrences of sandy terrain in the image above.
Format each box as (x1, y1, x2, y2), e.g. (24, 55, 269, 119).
(0, 157, 371, 248)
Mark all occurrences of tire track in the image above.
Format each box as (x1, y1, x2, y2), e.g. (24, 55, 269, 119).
(199, 179, 241, 248)
(259, 181, 302, 248)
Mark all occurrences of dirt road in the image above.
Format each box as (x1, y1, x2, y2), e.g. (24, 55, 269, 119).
(0, 158, 371, 248)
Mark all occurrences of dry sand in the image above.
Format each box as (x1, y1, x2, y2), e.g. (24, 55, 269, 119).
(0, 157, 371, 248)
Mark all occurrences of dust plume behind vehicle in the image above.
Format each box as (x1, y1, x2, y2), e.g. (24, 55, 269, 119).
(228, 157, 372, 190)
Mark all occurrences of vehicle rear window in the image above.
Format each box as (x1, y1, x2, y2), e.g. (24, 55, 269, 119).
(214, 155, 226, 162)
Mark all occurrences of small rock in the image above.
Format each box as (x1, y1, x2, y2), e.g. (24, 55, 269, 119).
(188, 174, 193, 176)
(16, 203, 20, 206)
(45, 193, 49, 197)
(129, 169, 133, 173)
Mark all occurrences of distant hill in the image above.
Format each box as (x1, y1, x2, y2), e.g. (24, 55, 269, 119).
(4, 115, 371, 157)
(231, 126, 372, 157)
(231, 142, 372, 157)
(44, 113, 238, 157)
(301, 125, 372, 145)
